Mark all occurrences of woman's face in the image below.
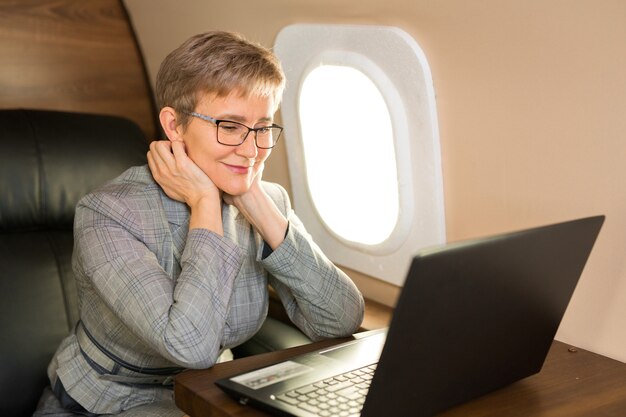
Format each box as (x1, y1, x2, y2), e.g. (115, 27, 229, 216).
(181, 91, 276, 196)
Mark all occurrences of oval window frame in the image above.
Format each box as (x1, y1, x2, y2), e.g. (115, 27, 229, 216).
(275, 24, 445, 285)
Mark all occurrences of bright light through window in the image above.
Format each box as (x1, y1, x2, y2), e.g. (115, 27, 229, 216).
(299, 65, 399, 245)
(276, 24, 445, 285)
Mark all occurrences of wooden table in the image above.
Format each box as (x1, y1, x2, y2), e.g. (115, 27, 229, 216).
(174, 337, 626, 416)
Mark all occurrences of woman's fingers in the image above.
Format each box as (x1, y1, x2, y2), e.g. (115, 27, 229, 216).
(147, 140, 220, 206)
(148, 140, 171, 176)
(170, 140, 188, 168)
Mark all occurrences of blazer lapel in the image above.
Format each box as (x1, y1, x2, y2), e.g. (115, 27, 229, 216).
(161, 195, 189, 277)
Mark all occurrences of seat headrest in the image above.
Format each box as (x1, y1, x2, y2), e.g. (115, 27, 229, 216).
(0, 109, 149, 231)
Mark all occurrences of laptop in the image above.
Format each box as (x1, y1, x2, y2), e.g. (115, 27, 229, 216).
(216, 216, 605, 417)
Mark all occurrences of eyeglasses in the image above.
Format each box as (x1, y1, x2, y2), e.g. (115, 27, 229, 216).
(186, 111, 283, 149)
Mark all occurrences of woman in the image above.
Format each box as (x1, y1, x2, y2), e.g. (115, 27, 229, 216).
(35, 31, 364, 416)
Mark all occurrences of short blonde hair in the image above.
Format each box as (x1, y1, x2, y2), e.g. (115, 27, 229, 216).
(156, 31, 285, 128)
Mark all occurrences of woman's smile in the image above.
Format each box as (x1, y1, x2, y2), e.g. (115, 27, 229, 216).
(223, 162, 253, 175)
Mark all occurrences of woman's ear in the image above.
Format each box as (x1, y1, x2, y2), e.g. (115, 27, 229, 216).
(159, 107, 184, 142)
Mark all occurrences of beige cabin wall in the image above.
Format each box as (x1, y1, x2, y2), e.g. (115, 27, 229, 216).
(123, 0, 626, 362)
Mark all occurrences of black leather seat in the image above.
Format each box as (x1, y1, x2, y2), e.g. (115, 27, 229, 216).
(0, 109, 149, 416)
(0, 109, 309, 416)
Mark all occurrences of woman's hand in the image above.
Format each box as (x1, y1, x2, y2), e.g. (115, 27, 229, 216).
(223, 162, 288, 249)
(147, 140, 223, 233)
(222, 160, 264, 209)
(147, 140, 220, 206)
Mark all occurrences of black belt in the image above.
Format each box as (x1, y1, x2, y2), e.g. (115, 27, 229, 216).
(75, 321, 184, 386)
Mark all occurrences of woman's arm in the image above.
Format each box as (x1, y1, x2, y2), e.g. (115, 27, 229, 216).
(74, 188, 244, 369)
(257, 183, 365, 340)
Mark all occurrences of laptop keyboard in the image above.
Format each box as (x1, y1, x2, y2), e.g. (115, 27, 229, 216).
(274, 363, 377, 417)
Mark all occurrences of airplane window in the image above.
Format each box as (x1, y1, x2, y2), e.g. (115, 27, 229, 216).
(275, 24, 445, 286)
(299, 64, 398, 245)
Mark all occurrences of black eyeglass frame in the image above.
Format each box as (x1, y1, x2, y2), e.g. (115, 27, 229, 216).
(186, 111, 283, 149)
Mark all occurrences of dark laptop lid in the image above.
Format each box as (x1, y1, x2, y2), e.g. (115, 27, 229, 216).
(216, 216, 604, 417)
(362, 215, 604, 416)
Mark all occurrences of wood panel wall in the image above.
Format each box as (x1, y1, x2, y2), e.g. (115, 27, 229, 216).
(0, 0, 157, 139)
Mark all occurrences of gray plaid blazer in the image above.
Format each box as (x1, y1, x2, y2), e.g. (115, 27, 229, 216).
(47, 165, 364, 414)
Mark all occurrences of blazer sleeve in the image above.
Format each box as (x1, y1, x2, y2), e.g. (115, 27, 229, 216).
(73, 187, 242, 369)
(260, 182, 365, 341)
